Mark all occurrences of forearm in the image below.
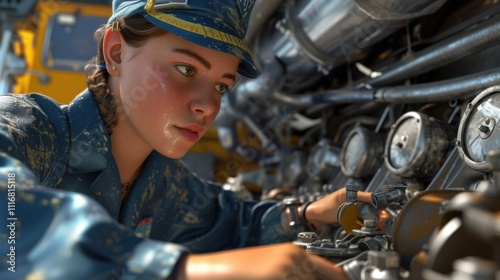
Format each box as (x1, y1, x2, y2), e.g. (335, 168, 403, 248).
(299, 189, 373, 229)
(177, 244, 349, 280)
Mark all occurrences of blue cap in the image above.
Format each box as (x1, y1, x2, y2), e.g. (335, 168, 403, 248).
(108, 0, 258, 78)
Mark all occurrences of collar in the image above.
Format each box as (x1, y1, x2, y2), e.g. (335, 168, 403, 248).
(64, 90, 112, 173)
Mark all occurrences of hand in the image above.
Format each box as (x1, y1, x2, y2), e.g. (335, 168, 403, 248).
(179, 243, 348, 280)
(302, 187, 373, 228)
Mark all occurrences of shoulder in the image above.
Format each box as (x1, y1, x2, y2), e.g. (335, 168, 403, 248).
(0, 93, 70, 186)
(1, 93, 69, 140)
(0, 93, 66, 121)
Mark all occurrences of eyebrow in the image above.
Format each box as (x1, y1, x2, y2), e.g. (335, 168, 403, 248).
(173, 48, 211, 70)
(172, 48, 237, 82)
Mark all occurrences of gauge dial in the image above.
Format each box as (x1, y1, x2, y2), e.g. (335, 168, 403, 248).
(457, 85, 500, 171)
(385, 112, 454, 179)
(340, 127, 385, 179)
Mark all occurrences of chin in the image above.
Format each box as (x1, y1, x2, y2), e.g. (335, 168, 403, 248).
(156, 145, 190, 159)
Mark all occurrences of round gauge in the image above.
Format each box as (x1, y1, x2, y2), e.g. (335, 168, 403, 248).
(306, 139, 341, 182)
(340, 127, 385, 179)
(457, 85, 500, 172)
(385, 111, 454, 179)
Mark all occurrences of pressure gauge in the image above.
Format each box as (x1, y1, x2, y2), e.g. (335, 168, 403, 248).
(457, 85, 500, 172)
(306, 139, 341, 182)
(385, 111, 454, 179)
(340, 127, 385, 179)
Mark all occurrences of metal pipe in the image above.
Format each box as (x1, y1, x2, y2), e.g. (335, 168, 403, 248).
(360, 16, 500, 87)
(272, 67, 500, 106)
(215, 59, 286, 152)
(257, 0, 445, 90)
(272, 88, 375, 107)
(375, 67, 500, 103)
(233, 58, 286, 106)
(215, 58, 286, 126)
(245, 0, 285, 43)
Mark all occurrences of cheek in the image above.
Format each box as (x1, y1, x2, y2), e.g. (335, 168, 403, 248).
(123, 72, 171, 112)
(142, 65, 171, 92)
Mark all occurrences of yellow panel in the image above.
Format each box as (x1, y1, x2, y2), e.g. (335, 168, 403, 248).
(14, 0, 111, 104)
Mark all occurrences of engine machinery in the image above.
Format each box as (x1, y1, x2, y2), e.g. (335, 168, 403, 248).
(2, 0, 500, 279)
(217, 0, 500, 279)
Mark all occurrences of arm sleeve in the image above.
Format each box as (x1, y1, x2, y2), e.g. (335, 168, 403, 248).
(0, 94, 69, 188)
(0, 185, 189, 280)
(149, 160, 292, 252)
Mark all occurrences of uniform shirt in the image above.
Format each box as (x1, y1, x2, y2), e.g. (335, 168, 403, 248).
(0, 90, 290, 279)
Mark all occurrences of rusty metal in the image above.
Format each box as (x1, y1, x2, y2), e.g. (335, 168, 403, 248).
(392, 189, 465, 269)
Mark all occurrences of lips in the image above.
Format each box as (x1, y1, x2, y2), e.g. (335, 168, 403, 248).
(175, 125, 204, 142)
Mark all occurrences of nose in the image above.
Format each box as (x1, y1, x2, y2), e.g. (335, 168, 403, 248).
(189, 88, 220, 117)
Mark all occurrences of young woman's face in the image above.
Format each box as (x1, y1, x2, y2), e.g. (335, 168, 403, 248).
(116, 33, 240, 158)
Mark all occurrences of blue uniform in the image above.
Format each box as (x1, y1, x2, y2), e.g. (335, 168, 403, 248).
(0, 90, 290, 279)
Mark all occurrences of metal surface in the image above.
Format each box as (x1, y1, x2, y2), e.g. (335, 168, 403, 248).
(457, 85, 500, 172)
(306, 139, 341, 182)
(277, 150, 308, 190)
(361, 251, 401, 280)
(337, 202, 379, 234)
(359, 16, 500, 87)
(385, 111, 455, 179)
(256, 0, 445, 89)
(392, 190, 464, 269)
(340, 127, 385, 179)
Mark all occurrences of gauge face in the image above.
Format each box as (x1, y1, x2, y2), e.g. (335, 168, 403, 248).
(385, 111, 453, 179)
(387, 116, 421, 170)
(341, 127, 384, 178)
(342, 132, 365, 175)
(458, 86, 500, 171)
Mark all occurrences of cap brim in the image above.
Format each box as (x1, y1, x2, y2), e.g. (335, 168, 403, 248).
(143, 12, 258, 78)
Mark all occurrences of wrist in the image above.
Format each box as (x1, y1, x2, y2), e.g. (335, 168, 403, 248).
(300, 201, 321, 230)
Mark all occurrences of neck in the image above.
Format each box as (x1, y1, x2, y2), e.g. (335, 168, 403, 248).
(111, 119, 153, 184)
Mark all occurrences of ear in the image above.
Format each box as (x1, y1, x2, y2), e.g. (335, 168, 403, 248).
(103, 28, 123, 76)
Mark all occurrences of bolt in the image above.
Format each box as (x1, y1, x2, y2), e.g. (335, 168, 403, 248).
(367, 251, 400, 269)
(363, 219, 376, 228)
(479, 125, 489, 133)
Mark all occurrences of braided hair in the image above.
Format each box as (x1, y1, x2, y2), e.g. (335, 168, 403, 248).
(85, 14, 166, 134)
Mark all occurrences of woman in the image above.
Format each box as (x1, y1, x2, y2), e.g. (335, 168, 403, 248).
(0, 0, 374, 279)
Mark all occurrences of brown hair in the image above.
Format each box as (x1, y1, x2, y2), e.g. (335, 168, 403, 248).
(85, 14, 166, 134)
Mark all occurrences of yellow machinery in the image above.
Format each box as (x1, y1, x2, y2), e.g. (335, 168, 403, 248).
(12, 0, 111, 104)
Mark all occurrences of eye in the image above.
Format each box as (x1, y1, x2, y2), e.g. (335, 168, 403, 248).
(176, 65, 196, 77)
(215, 84, 228, 94)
